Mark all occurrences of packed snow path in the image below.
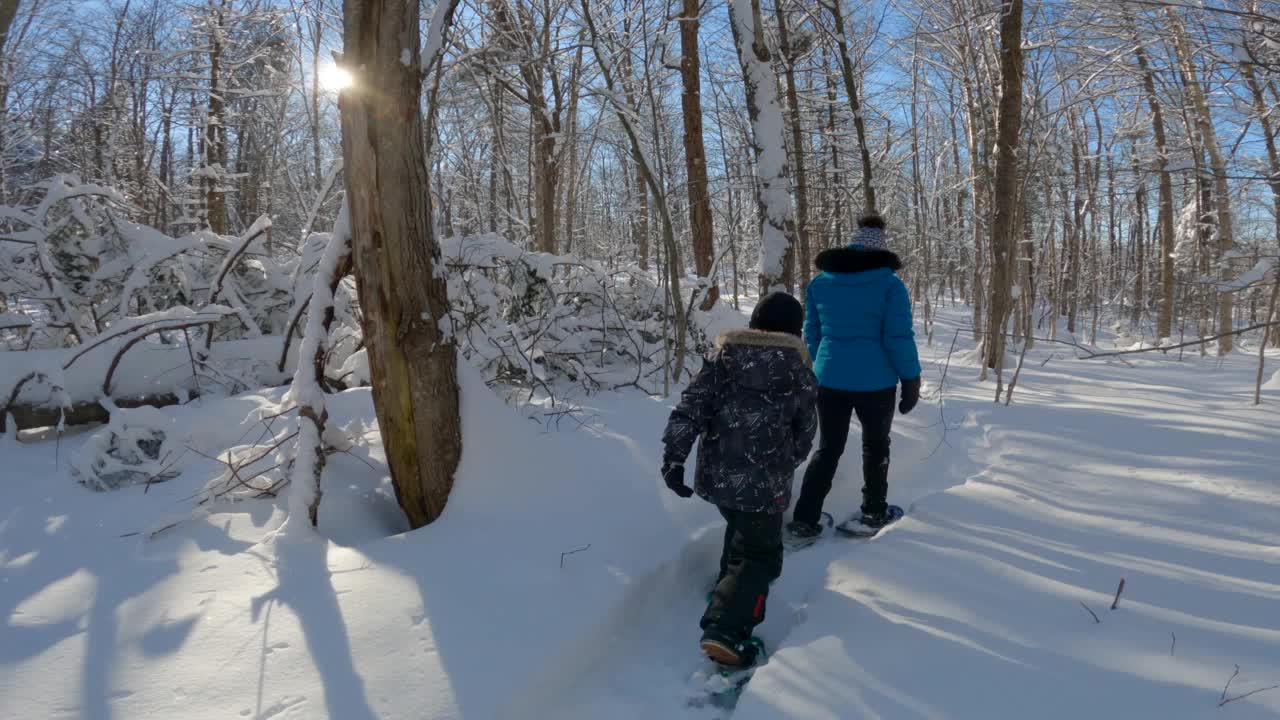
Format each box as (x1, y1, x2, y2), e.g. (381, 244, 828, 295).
(533, 425, 966, 720)
(542, 324, 1280, 719)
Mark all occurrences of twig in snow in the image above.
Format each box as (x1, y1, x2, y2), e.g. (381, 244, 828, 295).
(184, 329, 202, 397)
(1080, 601, 1101, 624)
(1111, 578, 1126, 610)
(1221, 666, 1241, 705)
(560, 543, 591, 569)
(1218, 665, 1280, 707)
(925, 329, 961, 459)
(1170, 632, 1176, 656)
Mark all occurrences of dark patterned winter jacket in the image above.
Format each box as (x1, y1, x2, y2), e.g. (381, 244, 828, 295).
(662, 329, 819, 514)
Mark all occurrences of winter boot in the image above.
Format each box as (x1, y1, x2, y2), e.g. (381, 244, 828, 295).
(700, 625, 762, 667)
(785, 519, 823, 540)
(836, 505, 904, 537)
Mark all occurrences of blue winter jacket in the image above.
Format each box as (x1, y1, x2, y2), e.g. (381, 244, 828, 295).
(804, 246, 922, 392)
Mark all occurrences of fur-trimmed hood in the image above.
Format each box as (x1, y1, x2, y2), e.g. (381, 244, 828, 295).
(716, 328, 811, 366)
(814, 246, 902, 274)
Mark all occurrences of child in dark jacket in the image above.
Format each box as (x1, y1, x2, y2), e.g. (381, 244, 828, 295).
(661, 292, 818, 667)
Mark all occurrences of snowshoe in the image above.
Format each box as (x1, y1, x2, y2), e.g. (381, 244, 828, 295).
(687, 635, 767, 709)
(700, 626, 766, 667)
(835, 504, 904, 538)
(783, 512, 834, 551)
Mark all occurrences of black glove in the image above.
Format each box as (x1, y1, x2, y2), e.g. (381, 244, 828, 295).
(662, 463, 694, 498)
(899, 377, 921, 415)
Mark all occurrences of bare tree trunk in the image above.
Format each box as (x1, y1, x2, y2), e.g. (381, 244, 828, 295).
(679, 0, 716, 308)
(339, 0, 462, 529)
(1257, 275, 1280, 404)
(983, 0, 1024, 374)
(206, 0, 228, 235)
(0, 1, 20, 50)
(1131, 148, 1146, 327)
(1067, 121, 1082, 335)
(310, 11, 323, 190)
(775, 0, 810, 293)
(563, 41, 584, 254)
(826, 0, 875, 212)
(618, 37, 649, 269)
(1168, 8, 1235, 354)
(533, 109, 558, 253)
(1239, 33, 1280, 346)
(824, 47, 844, 249)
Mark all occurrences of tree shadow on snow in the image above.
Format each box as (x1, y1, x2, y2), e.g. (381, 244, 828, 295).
(0, 497, 257, 719)
(251, 535, 379, 720)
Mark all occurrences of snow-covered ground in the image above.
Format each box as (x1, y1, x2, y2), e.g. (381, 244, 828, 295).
(3, 307, 1279, 719)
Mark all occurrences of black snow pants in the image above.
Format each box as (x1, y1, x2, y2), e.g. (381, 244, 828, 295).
(702, 506, 784, 638)
(792, 385, 896, 525)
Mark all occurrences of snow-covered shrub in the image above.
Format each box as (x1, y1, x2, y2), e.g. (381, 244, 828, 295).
(442, 234, 708, 396)
(1, 176, 293, 351)
(71, 406, 184, 491)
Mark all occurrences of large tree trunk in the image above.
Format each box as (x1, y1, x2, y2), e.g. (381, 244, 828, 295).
(680, 0, 716, 308)
(533, 105, 559, 253)
(340, 0, 462, 529)
(1168, 8, 1235, 354)
(983, 0, 1024, 373)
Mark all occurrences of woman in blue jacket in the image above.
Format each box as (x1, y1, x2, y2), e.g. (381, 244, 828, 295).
(787, 214, 922, 538)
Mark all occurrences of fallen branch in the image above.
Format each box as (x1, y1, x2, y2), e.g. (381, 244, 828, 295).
(1218, 667, 1279, 707)
(61, 309, 231, 371)
(1082, 321, 1280, 360)
(103, 320, 217, 395)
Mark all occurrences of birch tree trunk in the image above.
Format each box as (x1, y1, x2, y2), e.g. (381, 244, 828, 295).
(774, 0, 810, 293)
(339, 0, 462, 529)
(728, 0, 796, 294)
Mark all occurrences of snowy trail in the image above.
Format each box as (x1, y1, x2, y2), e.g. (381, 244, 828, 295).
(531, 415, 979, 720)
(729, 331, 1280, 718)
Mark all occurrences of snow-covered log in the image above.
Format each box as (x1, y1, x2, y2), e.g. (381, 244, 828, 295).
(0, 334, 292, 433)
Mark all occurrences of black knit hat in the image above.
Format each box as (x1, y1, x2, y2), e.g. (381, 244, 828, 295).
(750, 291, 804, 338)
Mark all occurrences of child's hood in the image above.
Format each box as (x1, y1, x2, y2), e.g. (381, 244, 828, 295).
(714, 328, 812, 392)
